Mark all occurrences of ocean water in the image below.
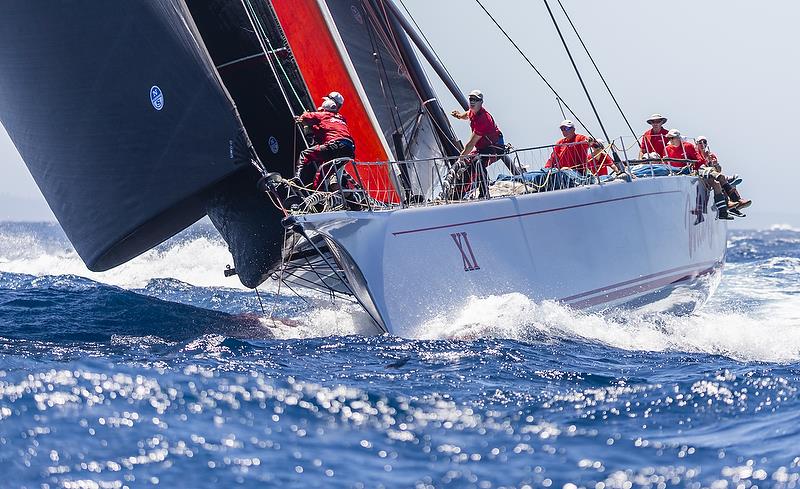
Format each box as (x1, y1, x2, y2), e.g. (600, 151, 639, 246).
(1, 221, 800, 489)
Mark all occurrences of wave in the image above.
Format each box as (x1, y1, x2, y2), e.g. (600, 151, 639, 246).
(410, 288, 800, 363)
(0, 221, 249, 290)
(2, 223, 800, 363)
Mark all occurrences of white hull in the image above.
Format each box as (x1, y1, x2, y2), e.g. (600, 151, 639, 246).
(295, 176, 727, 336)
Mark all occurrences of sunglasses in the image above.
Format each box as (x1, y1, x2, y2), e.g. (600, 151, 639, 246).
(560, 126, 574, 131)
(468, 98, 481, 103)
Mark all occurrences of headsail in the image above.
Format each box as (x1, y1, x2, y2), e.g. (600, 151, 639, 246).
(0, 1, 251, 271)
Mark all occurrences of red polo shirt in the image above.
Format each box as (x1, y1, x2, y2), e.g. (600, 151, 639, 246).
(587, 152, 615, 175)
(468, 107, 502, 149)
(665, 141, 702, 169)
(546, 134, 590, 169)
(298, 110, 352, 144)
(641, 128, 669, 157)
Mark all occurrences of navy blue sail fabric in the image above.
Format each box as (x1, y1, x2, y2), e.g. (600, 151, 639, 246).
(324, 0, 450, 162)
(0, 1, 250, 271)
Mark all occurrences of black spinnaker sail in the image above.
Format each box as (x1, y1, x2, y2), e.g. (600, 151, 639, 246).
(0, 1, 252, 272)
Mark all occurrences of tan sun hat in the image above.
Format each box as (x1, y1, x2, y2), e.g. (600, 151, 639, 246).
(646, 113, 668, 124)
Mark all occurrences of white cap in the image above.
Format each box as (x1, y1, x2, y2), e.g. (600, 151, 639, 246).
(560, 120, 575, 129)
(647, 113, 667, 124)
(696, 135, 708, 143)
(666, 128, 682, 138)
(321, 98, 339, 112)
(468, 89, 484, 100)
(324, 91, 344, 108)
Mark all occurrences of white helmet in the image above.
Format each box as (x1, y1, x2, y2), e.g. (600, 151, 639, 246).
(325, 91, 344, 109)
(321, 98, 339, 112)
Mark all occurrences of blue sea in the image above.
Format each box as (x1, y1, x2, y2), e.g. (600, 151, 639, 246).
(1, 221, 800, 489)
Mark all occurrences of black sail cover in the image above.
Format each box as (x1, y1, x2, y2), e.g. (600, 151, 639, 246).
(0, 1, 252, 272)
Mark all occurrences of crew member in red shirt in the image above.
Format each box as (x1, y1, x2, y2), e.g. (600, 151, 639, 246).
(295, 92, 355, 188)
(586, 139, 616, 176)
(639, 113, 670, 158)
(696, 136, 751, 215)
(664, 129, 702, 170)
(545, 120, 590, 170)
(449, 89, 508, 197)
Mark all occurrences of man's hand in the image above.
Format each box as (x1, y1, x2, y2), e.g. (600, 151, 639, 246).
(451, 110, 461, 118)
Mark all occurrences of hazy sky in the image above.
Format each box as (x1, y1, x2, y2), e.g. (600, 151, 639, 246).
(1, 0, 797, 229)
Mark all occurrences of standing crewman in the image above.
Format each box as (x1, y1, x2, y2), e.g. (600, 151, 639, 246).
(449, 89, 509, 198)
(295, 91, 355, 189)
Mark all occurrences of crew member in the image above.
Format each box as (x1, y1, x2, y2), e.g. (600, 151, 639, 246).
(696, 136, 752, 215)
(587, 139, 616, 176)
(449, 89, 508, 197)
(664, 129, 702, 170)
(545, 120, 590, 171)
(666, 129, 729, 219)
(639, 113, 670, 158)
(295, 92, 355, 188)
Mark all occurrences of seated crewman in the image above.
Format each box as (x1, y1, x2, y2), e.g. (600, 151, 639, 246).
(696, 136, 751, 216)
(587, 139, 616, 176)
(639, 113, 670, 158)
(295, 92, 355, 189)
(664, 129, 702, 170)
(545, 120, 591, 171)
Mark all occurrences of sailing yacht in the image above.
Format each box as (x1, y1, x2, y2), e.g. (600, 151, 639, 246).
(0, 0, 726, 335)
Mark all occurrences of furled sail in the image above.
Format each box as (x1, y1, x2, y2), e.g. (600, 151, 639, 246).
(0, 1, 252, 272)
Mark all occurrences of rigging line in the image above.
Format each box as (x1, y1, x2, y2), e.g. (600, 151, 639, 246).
(371, 0, 431, 155)
(240, 0, 311, 148)
(380, 0, 460, 154)
(555, 0, 638, 142)
(362, 2, 406, 142)
(556, 97, 567, 120)
(242, 0, 311, 155)
(473, 0, 594, 138)
(254, 286, 266, 316)
(542, 0, 611, 145)
(240, 0, 297, 116)
(245, 0, 307, 112)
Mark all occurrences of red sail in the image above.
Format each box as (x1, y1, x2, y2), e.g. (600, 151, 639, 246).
(271, 0, 398, 202)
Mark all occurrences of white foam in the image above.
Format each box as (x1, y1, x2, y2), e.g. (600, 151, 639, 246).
(412, 290, 800, 363)
(259, 300, 381, 339)
(0, 234, 249, 290)
(769, 223, 800, 232)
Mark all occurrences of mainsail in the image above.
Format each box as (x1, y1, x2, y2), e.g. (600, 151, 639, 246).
(0, 0, 460, 288)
